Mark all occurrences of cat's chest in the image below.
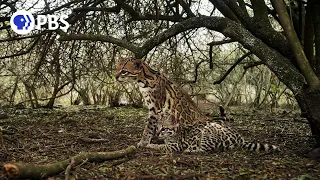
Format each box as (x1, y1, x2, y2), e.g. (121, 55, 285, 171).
(139, 87, 154, 108)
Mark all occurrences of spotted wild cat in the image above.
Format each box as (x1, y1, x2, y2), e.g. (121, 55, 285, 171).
(147, 122, 278, 153)
(115, 58, 210, 147)
(115, 58, 277, 152)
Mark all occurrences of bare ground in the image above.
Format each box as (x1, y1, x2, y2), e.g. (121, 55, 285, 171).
(0, 105, 319, 179)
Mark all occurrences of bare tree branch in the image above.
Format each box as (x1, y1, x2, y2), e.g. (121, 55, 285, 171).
(58, 34, 140, 54)
(73, 6, 120, 13)
(114, 0, 140, 17)
(177, 0, 196, 17)
(209, 45, 213, 69)
(213, 0, 291, 59)
(0, 31, 47, 42)
(244, 2, 280, 23)
(214, 52, 252, 84)
(251, 0, 271, 25)
(243, 61, 264, 70)
(127, 14, 186, 23)
(208, 39, 236, 70)
(183, 60, 207, 84)
(41, 0, 83, 15)
(154, 0, 159, 22)
(207, 39, 236, 46)
(208, 0, 240, 22)
(0, 37, 40, 60)
(58, 16, 304, 93)
(0, 17, 10, 22)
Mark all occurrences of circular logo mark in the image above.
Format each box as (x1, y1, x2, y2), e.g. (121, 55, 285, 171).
(10, 10, 35, 35)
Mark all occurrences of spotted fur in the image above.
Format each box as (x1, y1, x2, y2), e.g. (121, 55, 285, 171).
(115, 58, 278, 152)
(115, 58, 208, 147)
(148, 122, 278, 153)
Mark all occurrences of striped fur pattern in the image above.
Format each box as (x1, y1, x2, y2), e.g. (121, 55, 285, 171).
(115, 58, 278, 152)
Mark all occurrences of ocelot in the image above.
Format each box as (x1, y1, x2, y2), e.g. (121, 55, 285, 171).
(115, 58, 277, 152)
(116, 58, 209, 147)
(147, 122, 278, 153)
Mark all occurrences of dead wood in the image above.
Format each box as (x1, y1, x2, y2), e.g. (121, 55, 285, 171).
(3, 145, 136, 179)
(78, 137, 109, 143)
(64, 157, 75, 180)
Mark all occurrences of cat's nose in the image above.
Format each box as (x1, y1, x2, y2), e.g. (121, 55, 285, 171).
(115, 74, 120, 80)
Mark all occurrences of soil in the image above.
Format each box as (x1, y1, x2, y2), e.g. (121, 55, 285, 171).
(0, 106, 319, 179)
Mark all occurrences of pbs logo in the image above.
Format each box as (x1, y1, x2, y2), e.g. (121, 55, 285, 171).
(10, 10, 35, 35)
(10, 10, 69, 35)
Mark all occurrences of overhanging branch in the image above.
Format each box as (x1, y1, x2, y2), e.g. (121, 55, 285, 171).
(214, 52, 252, 85)
(0, 37, 40, 60)
(177, 0, 196, 17)
(58, 16, 305, 93)
(73, 6, 120, 13)
(58, 34, 140, 54)
(114, 0, 140, 17)
(0, 31, 47, 42)
(243, 61, 264, 70)
(127, 14, 186, 23)
(207, 39, 235, 46)
(182, 60, 207, 84)
(208, 39, 236, 69)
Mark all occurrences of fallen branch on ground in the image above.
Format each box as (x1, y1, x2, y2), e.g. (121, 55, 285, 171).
(3, 145, 136, 179)
(79, 137, 109, 143)
(64, 157, 76, 180)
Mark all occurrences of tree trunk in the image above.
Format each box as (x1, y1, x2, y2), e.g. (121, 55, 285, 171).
(24, 84, 35, 108)
(46, 89, 59, 109)
(45, 46, 61, 109)
(295, 87, 320, 146)
(9, 78, 18, 105)
(224, 70, 246, 107)
(79, 88, 91, 105)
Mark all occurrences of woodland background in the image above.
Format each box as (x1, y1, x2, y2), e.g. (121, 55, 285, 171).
(0, 0, 296, 110)
(1, 0, 320, 179)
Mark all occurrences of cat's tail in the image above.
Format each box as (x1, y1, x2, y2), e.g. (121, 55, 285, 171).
(241, 142, 279, 152)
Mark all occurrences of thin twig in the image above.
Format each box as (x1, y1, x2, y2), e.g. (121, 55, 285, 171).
(79, 137, 109, 143)
(207, 39, 235, 46)
(214, 52, 252, 84)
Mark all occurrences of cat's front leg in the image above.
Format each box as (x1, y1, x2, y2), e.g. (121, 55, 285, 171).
(146, 143, 181, 153)
(146, 143, 161, 149)
(137, 112, 158, 147)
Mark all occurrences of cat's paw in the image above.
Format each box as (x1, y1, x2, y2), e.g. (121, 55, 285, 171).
(146, 144, 159, 149)
(137, 140, 149, 147)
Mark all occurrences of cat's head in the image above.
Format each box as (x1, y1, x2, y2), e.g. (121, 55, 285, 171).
(158, 128, 175, 140)
(115, 58, 159, 86)
(115, 58, 143, 82)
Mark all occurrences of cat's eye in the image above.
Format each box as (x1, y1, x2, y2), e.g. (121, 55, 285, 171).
(121, 70, 129, 75)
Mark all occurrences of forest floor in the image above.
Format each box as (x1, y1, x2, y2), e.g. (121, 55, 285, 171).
(0, 105, 319, 179)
